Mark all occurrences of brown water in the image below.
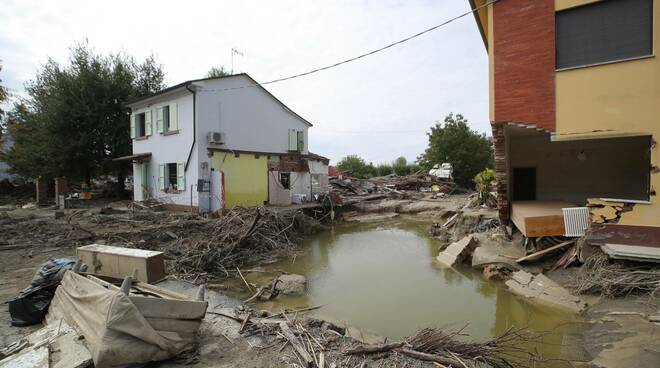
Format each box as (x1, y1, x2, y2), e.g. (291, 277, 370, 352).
(230, 218, 586, 361)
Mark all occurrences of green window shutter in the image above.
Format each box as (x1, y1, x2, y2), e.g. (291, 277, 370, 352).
(158, 164, 165, 190)
(130, 113, 136, 139)
(177, 162, 185, 190)
(145, 110, 152, 136)
(141, 164, 149, 187)
(288, 129, 297, 151)
(297, 131, 304, 152)
(169, 103, 178, 131)
(156, 107, 164, 133)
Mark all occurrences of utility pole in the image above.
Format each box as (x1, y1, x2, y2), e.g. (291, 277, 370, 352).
(231, 48, 244, 74)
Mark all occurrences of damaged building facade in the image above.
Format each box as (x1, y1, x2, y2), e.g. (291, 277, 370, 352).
(118, 73, 329, 212)
(469, 0, 660, 245)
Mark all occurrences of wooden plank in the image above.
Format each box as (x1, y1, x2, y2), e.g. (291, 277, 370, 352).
(129, 297, 207, 320)
(279, 322, 313, 367)
(524, 215, 565, 237)
(516, 240, 576, 263)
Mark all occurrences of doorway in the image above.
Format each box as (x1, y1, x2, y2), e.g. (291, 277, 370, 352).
(513, 167, 536, 200)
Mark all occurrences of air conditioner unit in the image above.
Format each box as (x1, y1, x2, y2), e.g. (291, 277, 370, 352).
(207, 132, 225, 144)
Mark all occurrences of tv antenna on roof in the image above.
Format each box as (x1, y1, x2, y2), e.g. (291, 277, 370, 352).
(231, 48, 244, 74)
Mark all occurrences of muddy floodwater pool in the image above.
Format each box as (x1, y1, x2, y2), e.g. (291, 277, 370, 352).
(229, 218, 587, 360)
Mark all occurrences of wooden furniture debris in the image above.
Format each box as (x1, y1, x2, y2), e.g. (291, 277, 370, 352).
(77, 244, 166, 283)
(511, 201, 575, 237)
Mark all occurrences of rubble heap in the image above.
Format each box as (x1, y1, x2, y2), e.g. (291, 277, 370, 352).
(330, 173, 457, 196)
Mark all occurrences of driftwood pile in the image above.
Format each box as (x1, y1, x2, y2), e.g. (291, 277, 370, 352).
(152, 207, 322, 281)
(570, 251, 660, 297)
(212, 306, 546, 368)
(345, 327, 544, 368)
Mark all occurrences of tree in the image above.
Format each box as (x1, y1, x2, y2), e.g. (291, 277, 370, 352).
(4, 43, 166, 196)
(336, 154, 376, 178)
(0, 62, 7, 120)
(392, 156, 412, 176)
(417, 113, 493, 188)
(375, 163, 393, 176)
(206, 66, 231, 78)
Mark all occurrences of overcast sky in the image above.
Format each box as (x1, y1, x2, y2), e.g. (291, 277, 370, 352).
(0, 0, 489, 165)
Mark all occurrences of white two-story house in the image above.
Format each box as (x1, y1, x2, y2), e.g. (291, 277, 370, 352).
(116, 73, 329, 212)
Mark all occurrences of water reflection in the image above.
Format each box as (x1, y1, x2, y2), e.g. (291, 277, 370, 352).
(230, 219, 584, 361)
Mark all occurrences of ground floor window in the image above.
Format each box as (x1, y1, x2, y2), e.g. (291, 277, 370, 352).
(159, 162, 185, 192)
(279, 172, 291, 189)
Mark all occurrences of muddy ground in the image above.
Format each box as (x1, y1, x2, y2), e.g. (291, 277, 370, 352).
(1, 196, 660, 367)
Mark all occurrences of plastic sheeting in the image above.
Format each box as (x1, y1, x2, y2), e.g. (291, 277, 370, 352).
(46, 272, 194, 367)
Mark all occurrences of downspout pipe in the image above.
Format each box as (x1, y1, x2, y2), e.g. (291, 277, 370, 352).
(184, 84, 196, 172)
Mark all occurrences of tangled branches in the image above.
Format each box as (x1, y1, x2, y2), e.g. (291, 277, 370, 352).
(570, 252, 660, 297)
(345, 326, 547, 368)
(143, 207, 322, 281)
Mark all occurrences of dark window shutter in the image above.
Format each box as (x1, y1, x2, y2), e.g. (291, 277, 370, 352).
(556, 0, 653, 69)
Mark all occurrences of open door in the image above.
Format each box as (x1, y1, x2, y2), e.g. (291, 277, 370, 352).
(513, 167, 536, 201)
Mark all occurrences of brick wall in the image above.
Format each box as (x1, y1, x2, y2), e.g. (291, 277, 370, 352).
(491, 123, 509, 220)
(493, 0, 556, 132)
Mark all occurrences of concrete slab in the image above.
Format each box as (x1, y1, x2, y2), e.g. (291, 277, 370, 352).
(471, 242, 526, 269)
(505, 270, 587, 313)
(601, 244, 660, 263)
(436, 235, 478, 267)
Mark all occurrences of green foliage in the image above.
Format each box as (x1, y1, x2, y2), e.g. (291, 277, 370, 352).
(336, 154, 377, 178)
(391, 156, 420, 176)
(337, 155, 421, 178)
(375, 163, 393, 176)
(417, 113, 494, 188)
(206, 66, 231, 78)
(474, 168, 496, 206)
(3, 43, 165, 193)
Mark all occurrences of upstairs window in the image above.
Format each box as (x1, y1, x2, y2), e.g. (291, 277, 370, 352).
(556, 0, 653, 70)
(157, 103, 178, 134)
(288, 129, 304, 152)
(130, 111, 152, 139)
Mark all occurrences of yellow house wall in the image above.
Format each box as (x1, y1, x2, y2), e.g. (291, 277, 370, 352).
(211, 152, 268, 208)
(555, 0, 660, 226)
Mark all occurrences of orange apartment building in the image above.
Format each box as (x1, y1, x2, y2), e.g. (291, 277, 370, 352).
(468, 0, 660, 249)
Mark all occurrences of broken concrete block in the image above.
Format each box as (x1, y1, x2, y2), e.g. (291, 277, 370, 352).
(436, 235, 478, 267)
(471, 242, 525, 269)
(275, 274, 307, 295)
(505, 270, 587, 313)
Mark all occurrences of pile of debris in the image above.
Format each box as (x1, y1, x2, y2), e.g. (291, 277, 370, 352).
(330, 172, 456, 197)
(210, 306, 544, 368)
(570, 251, 660, 297)
(120, 207, 323, 281)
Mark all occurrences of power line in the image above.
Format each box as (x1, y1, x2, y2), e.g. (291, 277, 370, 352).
(201, 0, 497, 93)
